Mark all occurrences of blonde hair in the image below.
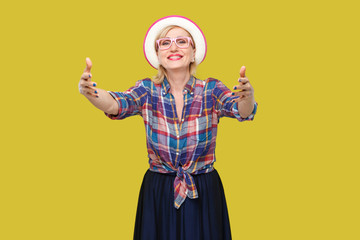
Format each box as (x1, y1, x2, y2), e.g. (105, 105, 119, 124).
(152, 25, 197, 84)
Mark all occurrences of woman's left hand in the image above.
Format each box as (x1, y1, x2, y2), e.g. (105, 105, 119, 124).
(231, 66, 254, 103)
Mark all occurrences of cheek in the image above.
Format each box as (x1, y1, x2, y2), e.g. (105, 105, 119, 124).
(157, 52, 165, 63)
(190, 49, 195, 58)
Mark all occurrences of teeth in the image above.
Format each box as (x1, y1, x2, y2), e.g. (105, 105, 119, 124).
(169, 56, 182, 59)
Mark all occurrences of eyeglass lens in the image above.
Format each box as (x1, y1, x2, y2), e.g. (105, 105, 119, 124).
(159, 37, 190, 49)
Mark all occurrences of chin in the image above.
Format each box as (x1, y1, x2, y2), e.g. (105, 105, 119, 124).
(165, 65, 189, 72)
(163, 62, 191, 71)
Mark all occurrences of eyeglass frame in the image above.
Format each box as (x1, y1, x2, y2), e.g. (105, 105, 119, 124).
(156, 37, 194, 50)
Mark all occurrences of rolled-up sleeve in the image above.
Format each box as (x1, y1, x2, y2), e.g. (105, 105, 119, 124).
(105, 79, 147, 120)
(212, 79, 257, 122)
(232, 100, 257, 121)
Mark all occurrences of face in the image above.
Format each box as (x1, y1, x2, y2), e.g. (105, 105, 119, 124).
(156, 27, 196, 72)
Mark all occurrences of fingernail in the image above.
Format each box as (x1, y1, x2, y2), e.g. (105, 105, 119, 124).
(238, 79, 242, 82)
(89, 74, 91, 78)
(234, 86, 237, 90)
(231, 92, 235, 96)
(96, 95, 99, 98)
(95, 90, 98, 94)
(93, 83, 96, 87)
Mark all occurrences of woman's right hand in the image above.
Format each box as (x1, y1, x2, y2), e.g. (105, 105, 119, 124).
(78, 57, 99, 98)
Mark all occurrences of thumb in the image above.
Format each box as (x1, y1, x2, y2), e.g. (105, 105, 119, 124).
(84, 57, 92, 73)
(240, 66, 246, 78)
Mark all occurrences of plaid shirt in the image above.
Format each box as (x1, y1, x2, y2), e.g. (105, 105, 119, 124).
(105, 76, 257, 209)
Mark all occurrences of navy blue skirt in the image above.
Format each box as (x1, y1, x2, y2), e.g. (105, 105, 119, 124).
(134, 168, 232, 240)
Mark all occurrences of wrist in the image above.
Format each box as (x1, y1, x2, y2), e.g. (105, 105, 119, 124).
(237, 97, 255, 118)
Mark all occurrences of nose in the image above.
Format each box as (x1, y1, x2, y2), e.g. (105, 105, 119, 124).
(169, 40, 178, 51)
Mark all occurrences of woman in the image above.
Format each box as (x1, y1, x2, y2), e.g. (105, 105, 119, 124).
(78, 15, 257, 240)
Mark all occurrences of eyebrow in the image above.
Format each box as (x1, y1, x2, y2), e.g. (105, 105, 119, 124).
(162, 36, 188, 38)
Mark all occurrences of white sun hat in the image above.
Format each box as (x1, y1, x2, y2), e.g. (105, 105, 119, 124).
(143, 15, 207, 69)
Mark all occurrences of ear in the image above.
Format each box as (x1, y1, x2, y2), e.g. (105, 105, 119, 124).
(192, 48, 196, 62)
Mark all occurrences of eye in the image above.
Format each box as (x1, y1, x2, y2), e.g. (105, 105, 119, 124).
(177, 38, 188, 44)
(159, 39, 171, 46)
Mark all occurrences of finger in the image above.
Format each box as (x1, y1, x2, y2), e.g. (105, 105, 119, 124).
(238, 77, 249, 84)
(231, 94, 250, 103)
(233, 85, 252, 91)
(79, 79, 97, 88)
(79, 81, 97, 91)
(80, 72, 93, 81)
(84, 57, 92, 73)
(86, 92, 99, 98)
(240, 66, 246, 78)
(231, 96, 246, 103)
(231, 90, 251, 98)
(79, 82, 98, 92)
(80, 79, 97, 88)
(82, 87, 99, 97)
(231, 91, 251, 97)
(85, 86, 99, 95)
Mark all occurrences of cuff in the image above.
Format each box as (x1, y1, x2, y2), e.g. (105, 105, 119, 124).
(104, 91, 123, 120)
(232, 102, 257, 122)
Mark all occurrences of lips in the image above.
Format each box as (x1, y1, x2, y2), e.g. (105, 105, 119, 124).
(168, 54, 183, 61)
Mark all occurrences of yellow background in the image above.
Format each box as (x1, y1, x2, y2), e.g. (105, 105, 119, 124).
(1, 0, 359, 239)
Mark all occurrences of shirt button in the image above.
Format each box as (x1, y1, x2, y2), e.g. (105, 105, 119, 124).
(190, 92, 194, 95)
(177, 135, 179, 138)
(176, 152, 179, 155)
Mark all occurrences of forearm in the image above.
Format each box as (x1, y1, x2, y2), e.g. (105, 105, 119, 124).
(237, 96, 256, 118)
(84, 88, 118, 115)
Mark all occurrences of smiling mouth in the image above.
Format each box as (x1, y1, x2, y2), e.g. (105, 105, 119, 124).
(168, 55, 183, 61)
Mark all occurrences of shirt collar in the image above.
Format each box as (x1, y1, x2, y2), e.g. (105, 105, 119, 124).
(162, 76, 195, 95)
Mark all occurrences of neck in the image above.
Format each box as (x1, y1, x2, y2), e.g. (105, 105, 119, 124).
(166, 69, 191, 93)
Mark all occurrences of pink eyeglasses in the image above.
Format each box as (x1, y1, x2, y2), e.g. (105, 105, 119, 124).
(156, 37, 194, 50)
